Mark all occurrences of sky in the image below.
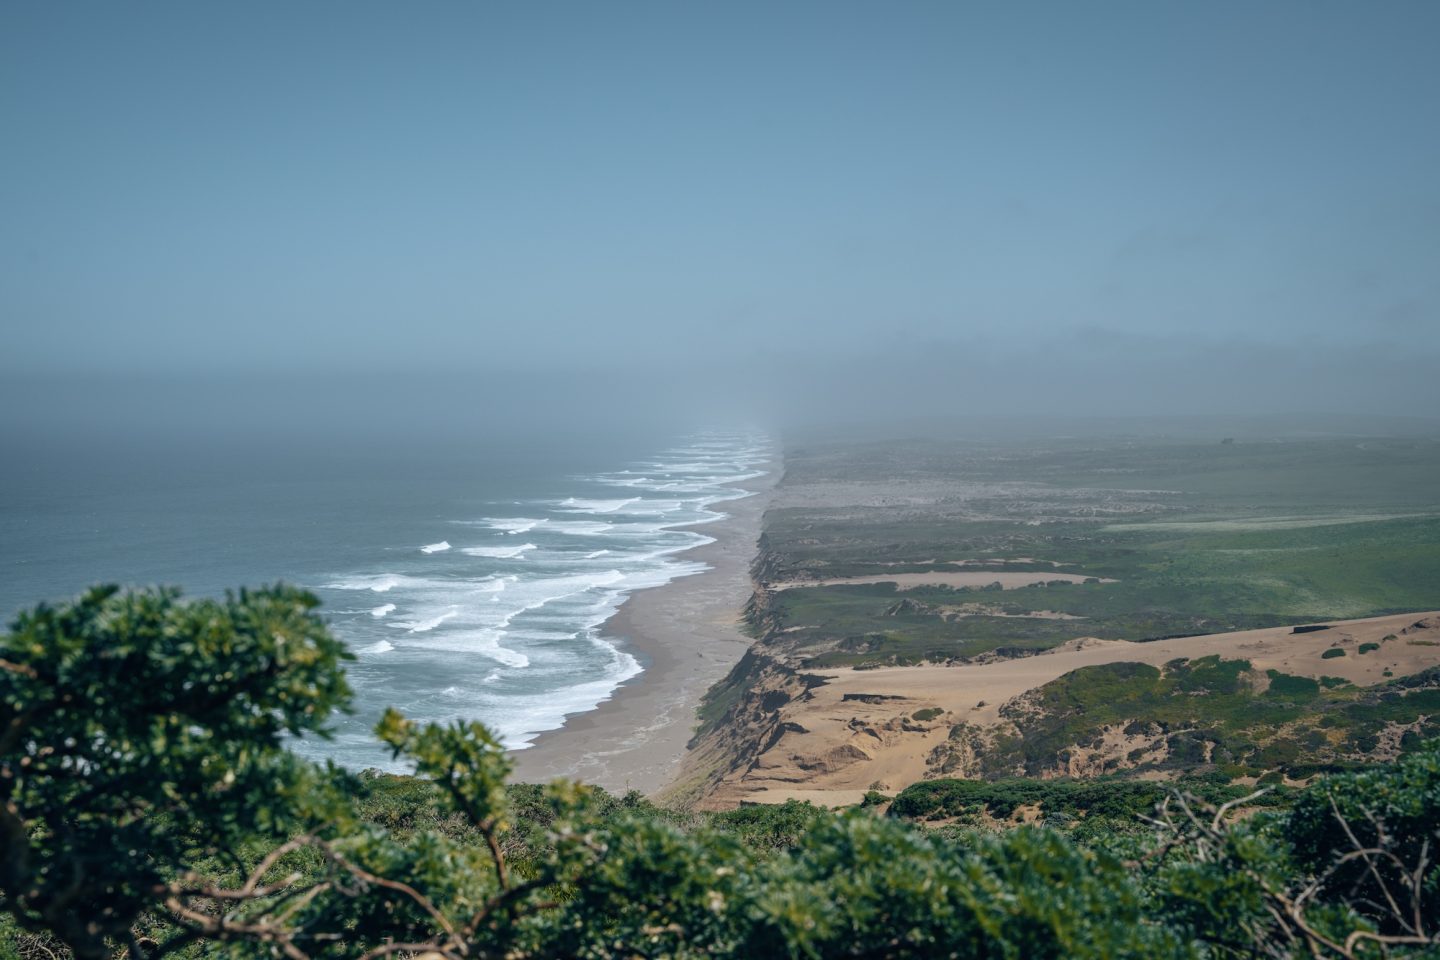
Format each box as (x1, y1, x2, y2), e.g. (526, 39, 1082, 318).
(3, 1, 1438, 424)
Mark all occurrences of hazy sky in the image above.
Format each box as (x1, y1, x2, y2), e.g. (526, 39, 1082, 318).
(3, 1, 1438, 419)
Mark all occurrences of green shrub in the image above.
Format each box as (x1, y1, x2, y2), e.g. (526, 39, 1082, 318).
(7, 584, 1440, 960)
(1286, 745, 1440, 889)
(0, 585, 353, 958)
(1155, 740, 1440, 957)
(1266, 670, 1320, 698)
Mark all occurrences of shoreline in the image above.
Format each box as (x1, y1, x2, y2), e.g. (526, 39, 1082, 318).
(508, 461, 777, 795)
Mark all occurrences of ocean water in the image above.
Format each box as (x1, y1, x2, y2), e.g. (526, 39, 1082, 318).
(0, 425, 769, 770)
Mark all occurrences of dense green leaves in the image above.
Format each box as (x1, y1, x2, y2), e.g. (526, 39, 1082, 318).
(737, 817, 1198, 959)
(1286, 748, 1440, 939)
(889, 774, 1282, 824)
(4, 584, 1440, 958)
(0, 585, 353, 958)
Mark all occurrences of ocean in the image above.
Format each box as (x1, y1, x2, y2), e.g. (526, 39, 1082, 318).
(0, 424, 769, 770)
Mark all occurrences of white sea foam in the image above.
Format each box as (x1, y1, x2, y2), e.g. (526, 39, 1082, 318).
(479, 518, 546, 535)
(307, 431, 774, 767)
(404, 628, 530, 667)
(600, 520, 699, 538)
(610, 498, 689, 516)
(647, 461, 728, 474)
(370, 603, 396, 618)
(420, 541, 452, 554)
(558, 497, 640, 514)
(625, 537, 717, 563)
(597, 475, 654, 487)
(504, 629, 580, 641)
(546, 520, 615, 536)
(461, 543, 537, 559)
(495, 571, 627, 619)
(405, 609, 458, 633)
(327, 573, 431, 593)
(501, 647, 642, 750)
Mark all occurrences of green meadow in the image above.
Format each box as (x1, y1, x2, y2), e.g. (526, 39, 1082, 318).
(756, 431, 1440, 668)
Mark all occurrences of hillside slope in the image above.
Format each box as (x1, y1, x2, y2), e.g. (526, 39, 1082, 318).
(668, 429, 1440, 809)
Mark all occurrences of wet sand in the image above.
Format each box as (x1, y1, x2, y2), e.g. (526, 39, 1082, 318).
(509, 464, 776, 795)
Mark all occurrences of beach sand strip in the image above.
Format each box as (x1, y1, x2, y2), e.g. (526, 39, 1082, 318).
(509, 465, 776, 795)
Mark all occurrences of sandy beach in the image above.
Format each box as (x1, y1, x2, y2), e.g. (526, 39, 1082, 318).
(509, 462, 777, 795)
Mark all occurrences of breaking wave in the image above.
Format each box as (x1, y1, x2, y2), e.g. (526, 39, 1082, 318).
(558, 497, 640, 514)
(304, 429, 772, 769)
(461, 543, 537, 559)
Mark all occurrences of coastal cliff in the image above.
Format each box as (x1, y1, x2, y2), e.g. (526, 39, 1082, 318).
(659, 545, 813, 808)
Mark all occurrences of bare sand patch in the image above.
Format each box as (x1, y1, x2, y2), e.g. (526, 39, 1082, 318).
(943, 604, 1086, 620)
(1101, 513, 1431, 534)
(705, 611, 1440, 809)
(770, 572, 1112, 591)
(947, 558, 1072, 568)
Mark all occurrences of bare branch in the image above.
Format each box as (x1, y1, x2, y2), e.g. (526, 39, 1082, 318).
(1327, 794, 1410, 933)
(1210, 787, 1272, 832)
(355, 941, 465, 960)
(481, 824, 509, 892)
(321, 844, 459, 940)
(0, 658, 39, 679)
(1146, 782, 1440, 959)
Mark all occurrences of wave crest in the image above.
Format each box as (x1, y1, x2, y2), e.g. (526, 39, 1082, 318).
(461, 543, 537, 559)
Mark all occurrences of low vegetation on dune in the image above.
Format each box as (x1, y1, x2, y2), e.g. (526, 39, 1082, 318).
(929, 655, 1440, 781)
(678, 432, 1440, 808)
(749, 435, 1440, 669)
(757, 508, 1440, 668)
(5, 585, 1440, 958)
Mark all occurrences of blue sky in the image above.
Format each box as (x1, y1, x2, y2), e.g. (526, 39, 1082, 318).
(3, 1, 1438, 413)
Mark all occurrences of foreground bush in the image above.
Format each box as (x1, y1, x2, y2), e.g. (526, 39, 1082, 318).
(3, 586, 1439, 958)
(0, 585, 352, 959)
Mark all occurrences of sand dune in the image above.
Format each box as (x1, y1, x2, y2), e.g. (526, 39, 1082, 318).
(707, 611, 1440, 808)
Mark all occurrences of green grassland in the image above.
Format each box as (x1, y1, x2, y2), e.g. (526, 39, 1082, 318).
(783, 432, 1440, 510)
(755, 432, 1440, 669)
